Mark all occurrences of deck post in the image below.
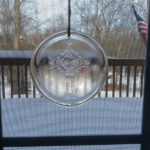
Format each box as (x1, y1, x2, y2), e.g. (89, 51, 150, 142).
(0, 67, 3, 150)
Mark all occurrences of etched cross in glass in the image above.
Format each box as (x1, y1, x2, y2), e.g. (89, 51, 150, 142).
(48, 40, 89, 99)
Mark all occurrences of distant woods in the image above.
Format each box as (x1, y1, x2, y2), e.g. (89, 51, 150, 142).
(0, 0, 148, 58)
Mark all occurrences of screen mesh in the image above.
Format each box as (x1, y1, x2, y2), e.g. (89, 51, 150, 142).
(2, 97, 143, 137)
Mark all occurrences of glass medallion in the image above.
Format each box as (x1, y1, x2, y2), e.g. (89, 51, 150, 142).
(30, 30, 108, 106)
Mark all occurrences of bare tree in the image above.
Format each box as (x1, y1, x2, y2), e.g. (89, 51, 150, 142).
(73, 0, 146, 58)
(0, 0, 147, 57)
(0, 0, 13, 49)
(0, 0, 38, 50)
(14, 0, 21, 50)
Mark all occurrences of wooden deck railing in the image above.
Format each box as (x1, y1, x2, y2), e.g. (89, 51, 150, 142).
(0, 57, 145, 99)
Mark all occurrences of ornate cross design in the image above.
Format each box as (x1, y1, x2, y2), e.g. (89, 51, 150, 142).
(48, 40, 89, 99)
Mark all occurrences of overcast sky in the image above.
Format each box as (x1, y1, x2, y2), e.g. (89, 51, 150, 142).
(38, 0, 67, 21)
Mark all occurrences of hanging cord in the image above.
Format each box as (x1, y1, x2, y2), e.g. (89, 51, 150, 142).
(68, 0, 71, 37)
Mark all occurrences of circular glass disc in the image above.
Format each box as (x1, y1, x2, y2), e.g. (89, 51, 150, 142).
(30, 30, 108, 106)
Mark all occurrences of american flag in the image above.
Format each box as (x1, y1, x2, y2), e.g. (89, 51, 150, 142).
(132, 5, 148, 47)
